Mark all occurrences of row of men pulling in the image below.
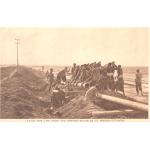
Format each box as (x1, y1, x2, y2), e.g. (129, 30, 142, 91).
(70, 62, 125, 95)
(45, 63, 144, 111)
(46, 61, 125, 96)
(70, 62, 143, 96)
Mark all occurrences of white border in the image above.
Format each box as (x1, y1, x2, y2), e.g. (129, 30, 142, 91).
(0, 0, 150, 150)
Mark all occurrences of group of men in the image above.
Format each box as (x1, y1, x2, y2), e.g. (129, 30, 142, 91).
(71, 61, 125, 95)
(71, 62, 144, 96)
(45, 61, 143, 109)
(46, 67, 68, 92)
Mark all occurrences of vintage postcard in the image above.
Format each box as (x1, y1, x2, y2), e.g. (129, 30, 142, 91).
(0, 28, 149, 121)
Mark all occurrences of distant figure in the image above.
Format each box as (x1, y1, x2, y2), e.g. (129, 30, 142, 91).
(71, 63, 76, 75)
(135, 69, 143, 96)
(46, 70, 49, 81)
(48, 68, 54, 92)
(42, 66, 44, 72)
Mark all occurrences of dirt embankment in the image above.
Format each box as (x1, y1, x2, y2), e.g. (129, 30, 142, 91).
(0, 66, 147, 119)
(1, 66, 103, 119)
(1, 66, 52, 119)
(56, 95, 105, 119)
(0, 66, 16, 80)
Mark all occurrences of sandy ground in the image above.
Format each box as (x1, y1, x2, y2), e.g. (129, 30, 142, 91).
(124, 84, 148, 104)
(0, 66, 148, 119)
(0, 66, 52, 118)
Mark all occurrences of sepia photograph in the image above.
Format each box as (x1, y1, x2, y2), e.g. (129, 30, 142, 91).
(0, 28, 149, 120)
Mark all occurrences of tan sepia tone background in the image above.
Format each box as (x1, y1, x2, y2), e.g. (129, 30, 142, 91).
(0, 28, 149, 121)
(0, 28, 148, 67)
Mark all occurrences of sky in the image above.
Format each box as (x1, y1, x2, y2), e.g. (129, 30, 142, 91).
(0, 28, 149, 66)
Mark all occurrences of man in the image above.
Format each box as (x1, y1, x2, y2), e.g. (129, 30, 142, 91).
(71, 63, 76, 75)
(71, 65, 80, 82)
(135, 69, 143, 96)
(48, 68, 54, 92)
(100, 69, 108, 91)
(92, 65, 101, 84)
(106, 63, 114, 91)
(74, 67, 81, 82)
(51, 85, 65, 109)
(79, 67, 86, 82)
(56, 67, 67, 84)
(111, 61, 118, 71)
(117, 65, 123, 76)
(116, 65, 125, 95)
(42, 66, 44, 72)
(46, 70, 49, 81)
(113, 69, 118, 91)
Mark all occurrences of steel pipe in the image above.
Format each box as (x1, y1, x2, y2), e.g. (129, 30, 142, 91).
(97, 93, 148, 112)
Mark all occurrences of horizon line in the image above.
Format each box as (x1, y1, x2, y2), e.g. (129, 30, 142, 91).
(0, 64, 149, 67)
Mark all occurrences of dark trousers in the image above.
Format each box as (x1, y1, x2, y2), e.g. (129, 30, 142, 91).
(107, 76, 114, 91)
(135, 82, 142, 94)
(49, 82, 53, 92)
(116, 81, 124, 92)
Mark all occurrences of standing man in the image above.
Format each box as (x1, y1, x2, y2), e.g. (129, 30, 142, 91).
(106, 63, 114, 91)
(116, 65, 125, 95)
(135, 69, 143, 96)
(48, 68, 54, 92)
(42, 66, 44, 72)
(71, 63, 76, 75)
